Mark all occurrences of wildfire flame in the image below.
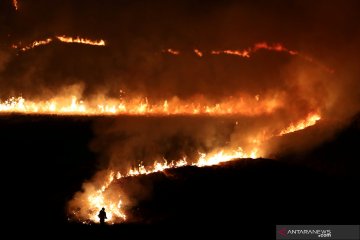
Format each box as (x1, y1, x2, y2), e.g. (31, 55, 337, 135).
(75, 147, 258, 224)
(162, 42, 297, 58)
(11, 36, 106, 52)
(56, 36, 105, 46)
(10, 39, 332, 72)
(160, 42, 333, 73)
(12, 38, 53, 52)
(211, 49, 250, 58)
(279, 113, 321, 135)
(70, 112, 321, 224)
(0, 94, 284, 116)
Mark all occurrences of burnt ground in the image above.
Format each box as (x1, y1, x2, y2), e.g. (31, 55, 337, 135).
(0, 114, 359, 238)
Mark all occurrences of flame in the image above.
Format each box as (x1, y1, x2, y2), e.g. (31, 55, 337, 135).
(69, 111, 321, 224)
(10, 39, 332, 72)
(210, 42, 296, 59)
(13, 0, 18, 10)
(253, 42, 298, 55)
(159, 42, 332, 72)
(163, 48, 180, 55)
(56, 36, 105, 46)
(75, 147, 258, 224)
(0, 94, 284, 116)
(11, 36, 106, 52)
(86, 171, 126, 223)
(194, 49, 203, 57)
(211, 49, 251, 58)
(12, 38, 53, 51)
(162, 42, 297, 58)
(279, 113, 321, 135)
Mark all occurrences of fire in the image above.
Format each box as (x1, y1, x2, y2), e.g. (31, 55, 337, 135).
(74, 147, 258, 224)
(253, 42, 298, 55)
(12, 38, 53, 51)
(13, 0, 18, 10)
(11, 36, 106, 52)
(69, 111, 322, 224)
(56, 36, 105, 46)
(0, 94, 284, 116)
(86, 171, 126, 223)
(211, 49, 251, 58)
(279, 113, 321, 135)
(194, 49, 203, 57)
(163, 48, 180, 55)
(210, 42, 296, 58)
(162, 42, 297, 58)
(159, 42, 332, 72)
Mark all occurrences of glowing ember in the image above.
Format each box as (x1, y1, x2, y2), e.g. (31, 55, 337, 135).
(163, 48, 180, 55)
(56, 36, 106, 46)
(0, 94, 284, 116)
(194, 49, 203, 57)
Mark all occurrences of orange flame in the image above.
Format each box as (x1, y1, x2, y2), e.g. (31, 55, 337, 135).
(211, 49, 251, 58)
(0, 94, 284, 116)
(56, 36, 105, 46)
(279, 113, 321, 136)
(159, 42, 333, 72)
(12, 38, 53, 51)
(86, 171, 126, 223)
(74, 147, 259, 224)
(11, 35, 106, 52)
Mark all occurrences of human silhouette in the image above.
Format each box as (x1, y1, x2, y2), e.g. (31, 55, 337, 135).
(98, 207, 107, 225)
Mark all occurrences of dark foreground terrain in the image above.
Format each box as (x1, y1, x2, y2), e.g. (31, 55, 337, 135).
(0, 114, 359, 238)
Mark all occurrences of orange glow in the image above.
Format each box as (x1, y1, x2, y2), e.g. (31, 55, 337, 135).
(0, 94, 284, 116)
(13, 0, 18, 10)
(56, 36, 106, 46)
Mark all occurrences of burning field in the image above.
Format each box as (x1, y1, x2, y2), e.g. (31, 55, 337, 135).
(1, 0, 360, 236)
